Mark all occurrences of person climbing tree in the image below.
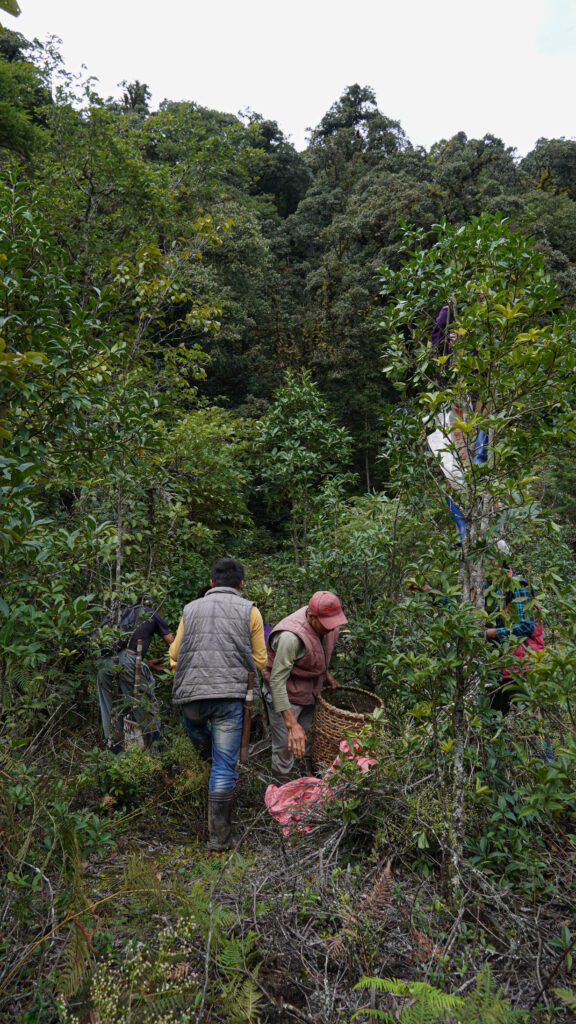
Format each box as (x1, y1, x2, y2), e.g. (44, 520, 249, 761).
(484, 543, 545, 714)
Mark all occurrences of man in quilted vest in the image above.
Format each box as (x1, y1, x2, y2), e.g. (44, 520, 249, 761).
(262, 591, 348, 783)
(170, 558, 267, 850)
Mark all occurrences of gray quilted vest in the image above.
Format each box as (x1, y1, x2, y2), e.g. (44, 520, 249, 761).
(172, 587, 256, 704)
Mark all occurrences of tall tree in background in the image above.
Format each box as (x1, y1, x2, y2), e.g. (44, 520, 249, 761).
(272, 87, 415, 485)
(256, 370, 353, 567)
(245, 113, 310, 217)
(0, 30, 48, 155)
(120, 79, 151, 114)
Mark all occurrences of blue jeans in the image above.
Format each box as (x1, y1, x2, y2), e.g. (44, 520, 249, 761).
(181, 699, 244, 794)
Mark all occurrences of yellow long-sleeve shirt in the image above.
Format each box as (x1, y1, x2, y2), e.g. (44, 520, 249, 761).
(169, 604, 267, 673)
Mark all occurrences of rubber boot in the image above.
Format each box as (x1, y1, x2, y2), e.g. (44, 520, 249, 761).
(207, 792, 240, 852)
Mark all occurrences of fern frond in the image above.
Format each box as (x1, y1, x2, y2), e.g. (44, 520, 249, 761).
(218, 937, 246, 970)
(0, 748, 21, 772)
(350, 1011, 394, 1022)
(355, 978, 461, 1005)
(120, 853, 167, 917)
(553, 987, 576, 1011)
(178, 880, 235, 946)
(401, 1001, 451, 1024)
(52, 809, 82, 888)
(355, 975, 400, 993)
(220, 975, 263, 1024)
(122, 853, 162, 893)
(353, 976, 464, 1024)
(460, 966, 528, 1022)
(362, 859, 393, 918)
(353, 969, 526, 1024)
(56, 923, 93, 999)
(145, 981, 200, 1016)
(327, 930, 348, 960)
(326, 902, 360, 961)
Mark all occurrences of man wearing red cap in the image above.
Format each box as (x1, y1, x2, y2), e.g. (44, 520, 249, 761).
(262, 591, 348, 783)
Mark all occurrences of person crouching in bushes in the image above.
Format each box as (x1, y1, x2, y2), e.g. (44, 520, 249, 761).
(262, 591, 348, 784)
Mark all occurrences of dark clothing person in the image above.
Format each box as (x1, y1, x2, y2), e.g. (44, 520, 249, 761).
(127, 610, 171, 657)
(96, 602, 173, 749)
(97, 649, 159, 747)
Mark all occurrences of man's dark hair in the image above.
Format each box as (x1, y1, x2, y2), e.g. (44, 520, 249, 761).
(211, 557, 245, 589)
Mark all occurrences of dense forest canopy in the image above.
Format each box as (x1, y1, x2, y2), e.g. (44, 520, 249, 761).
(2, 26, 576, 1024)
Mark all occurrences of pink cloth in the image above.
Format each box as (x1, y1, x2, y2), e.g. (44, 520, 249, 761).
(502, 569, 545, 680)
(264, 777, 327, 835)
(265, 739, 377, 835)
(504, 614, 545, 678)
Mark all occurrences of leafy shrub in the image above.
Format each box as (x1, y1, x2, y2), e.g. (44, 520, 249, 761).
(77, 747, 165, 807)
(353, 966, 528, 1022)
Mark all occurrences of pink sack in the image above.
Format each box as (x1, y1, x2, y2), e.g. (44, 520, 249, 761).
(265, 739, 377, 835)
(265, 777, 329, 836)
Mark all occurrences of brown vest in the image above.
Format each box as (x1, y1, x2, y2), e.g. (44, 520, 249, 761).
(263, 606, 339, 706)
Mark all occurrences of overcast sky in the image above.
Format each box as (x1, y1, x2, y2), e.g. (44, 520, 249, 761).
(12, 0, 576, 155)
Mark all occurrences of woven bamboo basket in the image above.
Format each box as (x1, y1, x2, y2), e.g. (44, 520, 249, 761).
(311, 686, 384, 767)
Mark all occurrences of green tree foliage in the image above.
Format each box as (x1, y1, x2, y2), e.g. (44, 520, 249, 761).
(0, 178, 157, 688)
(0, 174, 252, 716)
(0, 0, 21, 23)
(377, 214, 576, 873)
(427, 132, 519, 221)
(245, 112, 310, 217)
(269, 87, 414, 483)
(119, 79, 151, 115)
(307, 83, 408, 178)
(267, 95, 576, 488)
(27, 82, 283, 412)
(379, 214, 576, 560)
(522, 137, 576, 199)
(0, 33, 47, 155)
(255, 369, 353, 564)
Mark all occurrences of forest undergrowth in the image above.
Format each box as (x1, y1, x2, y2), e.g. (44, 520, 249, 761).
(2, 692, 576, 1023)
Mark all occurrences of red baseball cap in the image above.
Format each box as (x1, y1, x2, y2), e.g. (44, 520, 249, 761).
(308, 591, 348, 629)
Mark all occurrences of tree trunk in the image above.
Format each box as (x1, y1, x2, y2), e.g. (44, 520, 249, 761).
(115, 496, 123, 625)
(364, 415, 371, 492)
(449, 491, 490, 883)
(450, 656, 467, 887)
